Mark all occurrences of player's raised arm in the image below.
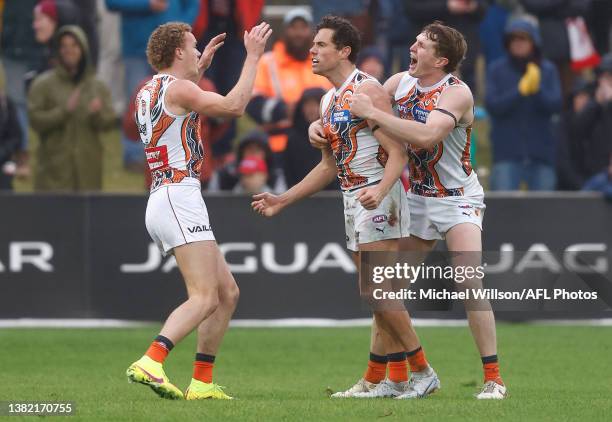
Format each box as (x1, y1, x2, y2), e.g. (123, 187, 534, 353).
(352, 82, 407, 210)
(350, 85, 472, 149)
(252, 148, 336, 217)
(169, 23, 273, 118)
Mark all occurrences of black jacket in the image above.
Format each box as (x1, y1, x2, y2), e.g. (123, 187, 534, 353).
(284, 88, 338, 190)
(520, 0, 592, 62)
(569, 98, 612, 178)
(0, 96, 22, 164)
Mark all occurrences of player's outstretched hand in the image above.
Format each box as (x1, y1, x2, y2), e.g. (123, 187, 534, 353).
(251, 192, 283, 217)
(244, 22, 273, 60)
(349, 93, 375, 120)
(356, 186, 384, 210)
(308, 120, 328, 150)
(199, 33, 226, 72)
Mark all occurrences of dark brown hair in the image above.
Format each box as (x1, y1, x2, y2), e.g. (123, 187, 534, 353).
(316, 15, 361, 63)
(422, 21, 467, 73)
(146, 22, 192, 71)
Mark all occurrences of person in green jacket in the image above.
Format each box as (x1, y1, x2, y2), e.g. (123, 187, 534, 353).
(28, 25, 115, 191)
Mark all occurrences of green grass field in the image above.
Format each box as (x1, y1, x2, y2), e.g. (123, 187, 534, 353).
(2, 324, 611, 421)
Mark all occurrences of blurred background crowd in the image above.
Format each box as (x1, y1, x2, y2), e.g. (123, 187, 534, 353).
(0, 0, 610, 195)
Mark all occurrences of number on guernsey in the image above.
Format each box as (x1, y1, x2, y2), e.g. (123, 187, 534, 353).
(137, 89, 153, 145)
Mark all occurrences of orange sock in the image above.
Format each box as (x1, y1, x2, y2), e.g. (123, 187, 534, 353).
(193, 353, 215, 383)
(145, 335, 173, 363)
(387, 352, 408, 383)
(363, 353, 387, 383)
(406, 346, 429, 372)
(483, 363, 503, 383)
(482, 355, 503, 384)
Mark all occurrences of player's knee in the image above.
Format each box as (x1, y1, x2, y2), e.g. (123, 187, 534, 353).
(191, 291, 219, 318)
(375, 309, 411, 326)
(226, 283, 240, 307)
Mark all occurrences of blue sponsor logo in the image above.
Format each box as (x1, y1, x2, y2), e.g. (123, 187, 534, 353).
(332, 109, 351, 123)
(412, 106, 429, 123)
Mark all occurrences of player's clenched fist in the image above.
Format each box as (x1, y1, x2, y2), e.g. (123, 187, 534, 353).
(251, 192, 284, 217)
(355, 186, 384, 210)
(349, 93, 375, 120)
(244, 22, 273, 59)
(308, 120, 328, 150)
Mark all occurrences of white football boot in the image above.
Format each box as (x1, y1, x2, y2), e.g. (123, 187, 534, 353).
(330, 378, 377, 398)
(352, 379, 409, 398)
(395, 365, 441, 399)
(476, 380, 507, 399)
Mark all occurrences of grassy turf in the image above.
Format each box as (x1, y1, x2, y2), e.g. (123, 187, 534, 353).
(2, 325, 611, 421)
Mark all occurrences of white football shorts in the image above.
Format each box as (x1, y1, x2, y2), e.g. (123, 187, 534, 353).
(343, 180, 411, 252)
(407, 191, 485, 240)
(145, 183, 215, 255)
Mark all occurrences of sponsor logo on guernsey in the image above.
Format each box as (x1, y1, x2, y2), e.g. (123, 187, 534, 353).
(145, 145, 169, 171)
(332, 109, 351, 124)
(396, 103, 409, 115)
(188, 225, 212, 233)
(372, 215, 388, 223)
(412, 106, 429, 123)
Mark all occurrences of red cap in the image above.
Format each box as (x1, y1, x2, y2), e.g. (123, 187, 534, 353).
(35, 0, 58, 22)
(238, 156, 268, 175)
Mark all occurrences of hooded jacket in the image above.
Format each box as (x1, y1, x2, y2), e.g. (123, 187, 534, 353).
(486, 18, 562, 166)
(28, 25, 116, 191)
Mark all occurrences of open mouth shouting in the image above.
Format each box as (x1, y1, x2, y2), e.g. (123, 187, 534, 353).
(409, 54, 418, 72)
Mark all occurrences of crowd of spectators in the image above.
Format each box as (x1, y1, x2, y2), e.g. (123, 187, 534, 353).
(0, 0, 610, 193)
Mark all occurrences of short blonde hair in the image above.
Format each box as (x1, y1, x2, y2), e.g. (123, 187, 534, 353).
(146, 22, 192, 71)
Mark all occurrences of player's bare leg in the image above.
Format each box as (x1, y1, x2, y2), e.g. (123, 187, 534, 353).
(159, 241, 221, 342)
(358, 236, 441, 399)
(353, 239, 439, 398)
(186, 246, 239, 400)
(126, 240, 221, 399)
(195, 250, 240, 357)
(369, 316, 386, 356)
(353, 246, 410, 362)
(331, 250, 403, 398)
(360, 240, 421, 353)
(446, 223, 506, 398)
(446, 224, 497, 356)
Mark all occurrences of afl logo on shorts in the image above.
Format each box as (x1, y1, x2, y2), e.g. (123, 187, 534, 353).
(372, 215, 388, 223)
